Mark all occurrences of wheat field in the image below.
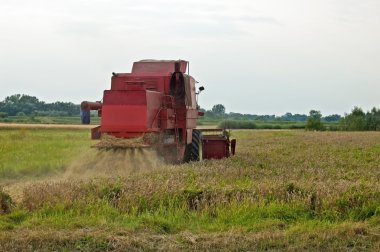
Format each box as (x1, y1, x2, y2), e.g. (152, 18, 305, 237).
(1, 127, 380, 251)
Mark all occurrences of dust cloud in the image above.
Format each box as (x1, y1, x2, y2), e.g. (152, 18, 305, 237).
(64, 148, 164, 179)
(3, 148, 164, 203)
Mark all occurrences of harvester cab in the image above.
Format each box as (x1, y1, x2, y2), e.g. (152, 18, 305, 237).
(81, 59, 236, 163)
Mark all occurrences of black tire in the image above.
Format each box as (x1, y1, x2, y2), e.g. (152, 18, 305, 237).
(184, 129, 203, 162)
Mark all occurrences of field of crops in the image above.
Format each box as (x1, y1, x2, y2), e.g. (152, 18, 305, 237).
(1, 126, 380, 251)
(0, 116, 100, 125)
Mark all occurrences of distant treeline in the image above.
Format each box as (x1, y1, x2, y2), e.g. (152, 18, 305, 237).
(0, 94, 79, 117)
(206, 104, 380, 131)
(303, 107, 380, 131)
(218, 120, 305, 130)
(340, 107, 380, 131)
(0, 95, 341, 122)
(200, 104, 341, 122)
(1, 95, 379, 131)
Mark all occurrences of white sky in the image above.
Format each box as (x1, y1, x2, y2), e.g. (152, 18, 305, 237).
(0, 0, 379, 115)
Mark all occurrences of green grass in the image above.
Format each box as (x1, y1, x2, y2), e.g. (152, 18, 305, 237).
(0, 116, 100, 124)
(0, 128, 91, 179)
(1, 129, 380, 250)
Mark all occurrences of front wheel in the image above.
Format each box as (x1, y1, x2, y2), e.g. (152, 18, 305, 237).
(184, 129, 203, 162)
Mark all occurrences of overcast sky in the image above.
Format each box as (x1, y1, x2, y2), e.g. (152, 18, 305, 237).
(0, 0, 379, 115)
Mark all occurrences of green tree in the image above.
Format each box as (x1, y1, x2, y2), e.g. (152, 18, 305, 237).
(0, 94, 43, 116)
(341, 107, 366, 131)
(323, 114, 341, 122)
(0, 94, 80, 116)
(211, 104, 226, 116)
(306, 110, 324, 131)
(365, 107, 380, 130)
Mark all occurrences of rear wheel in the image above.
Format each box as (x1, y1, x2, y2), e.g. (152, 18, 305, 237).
(184, 129, 203, 162)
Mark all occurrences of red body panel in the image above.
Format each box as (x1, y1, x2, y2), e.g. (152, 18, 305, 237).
(100, 90, 161, 135)
(132, 60, 187, 75)
(101, 105, 147, 132)
(203, 138, 230, 159)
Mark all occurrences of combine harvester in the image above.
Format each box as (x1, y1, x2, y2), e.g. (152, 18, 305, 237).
(81, 60, 236, 163)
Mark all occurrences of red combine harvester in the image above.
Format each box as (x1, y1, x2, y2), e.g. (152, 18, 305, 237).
(81, 60, 236, 163)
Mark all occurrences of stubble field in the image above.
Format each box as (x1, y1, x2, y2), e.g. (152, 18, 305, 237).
(1, 126, 380, 251)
